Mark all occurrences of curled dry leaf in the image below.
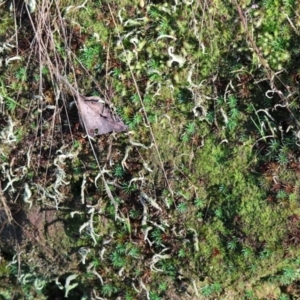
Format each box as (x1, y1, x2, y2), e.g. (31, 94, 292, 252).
(58, 75, 128, 136)
(77, 94, 128, 136)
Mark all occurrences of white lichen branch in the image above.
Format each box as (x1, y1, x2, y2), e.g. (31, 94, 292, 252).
(167, 46, 186, 67)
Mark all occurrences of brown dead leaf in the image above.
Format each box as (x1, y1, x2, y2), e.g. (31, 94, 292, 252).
(77, 95, 128, 136)
(58, 75, 128, 136)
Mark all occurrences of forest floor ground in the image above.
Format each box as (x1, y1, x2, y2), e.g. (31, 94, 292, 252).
(1, 0, 300, 299)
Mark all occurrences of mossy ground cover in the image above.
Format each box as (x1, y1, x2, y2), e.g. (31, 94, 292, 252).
(1, 0, 300, 299)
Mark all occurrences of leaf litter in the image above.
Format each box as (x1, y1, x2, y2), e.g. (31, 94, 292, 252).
(57, 75, 128, 136)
